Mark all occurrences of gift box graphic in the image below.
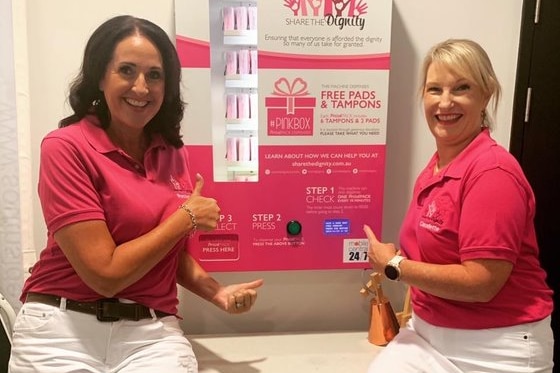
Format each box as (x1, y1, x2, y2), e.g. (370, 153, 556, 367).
(265, 77, 316, 136)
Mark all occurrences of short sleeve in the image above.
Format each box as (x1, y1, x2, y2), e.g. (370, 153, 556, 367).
(458, 167, 529, 263)
(38, 136, 105, 233)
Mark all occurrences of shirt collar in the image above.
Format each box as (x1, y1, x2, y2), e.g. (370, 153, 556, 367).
(431, 128, 495, 179)
(79, 115, 167, 154)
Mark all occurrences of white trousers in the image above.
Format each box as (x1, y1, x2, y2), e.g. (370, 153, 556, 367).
(367, 312, 554, 373)
(9, 301, 198, 372)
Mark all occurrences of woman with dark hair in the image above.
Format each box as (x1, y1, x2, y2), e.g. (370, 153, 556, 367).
(9, 15, 263, 372)
(60, 15, 185, 147)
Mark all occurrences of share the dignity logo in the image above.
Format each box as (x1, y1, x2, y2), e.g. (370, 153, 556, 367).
(283, 0, 367, 30)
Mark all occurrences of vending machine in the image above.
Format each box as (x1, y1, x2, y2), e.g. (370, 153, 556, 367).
(175, 0, 392, 272)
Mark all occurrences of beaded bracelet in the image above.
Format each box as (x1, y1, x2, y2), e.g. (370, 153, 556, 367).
(179, 204, 197, 234)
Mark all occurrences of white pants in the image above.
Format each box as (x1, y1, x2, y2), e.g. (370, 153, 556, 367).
(367, 312, 554, 373)
(9, 301, 198, 372)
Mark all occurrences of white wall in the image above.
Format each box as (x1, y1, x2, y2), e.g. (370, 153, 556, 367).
(21, 0, 523, 335)
(0, 0, 27, 308)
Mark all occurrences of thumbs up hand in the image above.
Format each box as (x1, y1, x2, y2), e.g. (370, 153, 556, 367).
(182, 173, 221, 231)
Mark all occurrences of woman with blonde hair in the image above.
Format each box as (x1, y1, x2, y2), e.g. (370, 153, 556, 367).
(365, 39, 554, 372)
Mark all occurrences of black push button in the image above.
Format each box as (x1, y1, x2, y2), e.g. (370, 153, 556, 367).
(286, 220, 302, 235)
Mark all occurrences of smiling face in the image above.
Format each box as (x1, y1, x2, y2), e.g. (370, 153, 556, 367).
(99, 34, 164, 132)
(423, 62, 490, 149)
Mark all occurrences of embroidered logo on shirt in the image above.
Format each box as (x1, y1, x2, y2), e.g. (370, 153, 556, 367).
(169, 175, 190, 199)
(169, 175, 182, 190)
(425, 201, 443, 223)
(419, 200, 445, 233)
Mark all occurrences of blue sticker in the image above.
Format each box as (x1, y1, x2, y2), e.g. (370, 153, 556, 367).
(324, 219, 350, 235)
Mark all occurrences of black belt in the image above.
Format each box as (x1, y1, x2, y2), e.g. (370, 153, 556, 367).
(25, 292, 173, 322)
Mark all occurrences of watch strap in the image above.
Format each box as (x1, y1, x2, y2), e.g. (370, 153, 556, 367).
(385, 255, 406, 281)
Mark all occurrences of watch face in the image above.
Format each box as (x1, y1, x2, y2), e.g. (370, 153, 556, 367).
(384, 265, 399, 280)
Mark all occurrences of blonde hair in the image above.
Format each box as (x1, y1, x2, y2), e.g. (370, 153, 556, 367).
(419, 39, 502, 130)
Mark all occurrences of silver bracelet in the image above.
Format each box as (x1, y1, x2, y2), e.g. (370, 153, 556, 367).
(179, 204, 197, 234)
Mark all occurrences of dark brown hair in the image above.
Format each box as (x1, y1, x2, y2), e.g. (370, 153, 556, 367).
(59, 15, 185, 147)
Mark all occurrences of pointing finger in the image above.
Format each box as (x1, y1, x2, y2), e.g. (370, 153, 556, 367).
(363, 224, 379, 244)
(244, 279, 264, 290)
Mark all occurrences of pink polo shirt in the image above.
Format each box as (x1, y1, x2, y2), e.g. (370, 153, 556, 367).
(21, 116, 193, 315)
(400, 129, 553, 329)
